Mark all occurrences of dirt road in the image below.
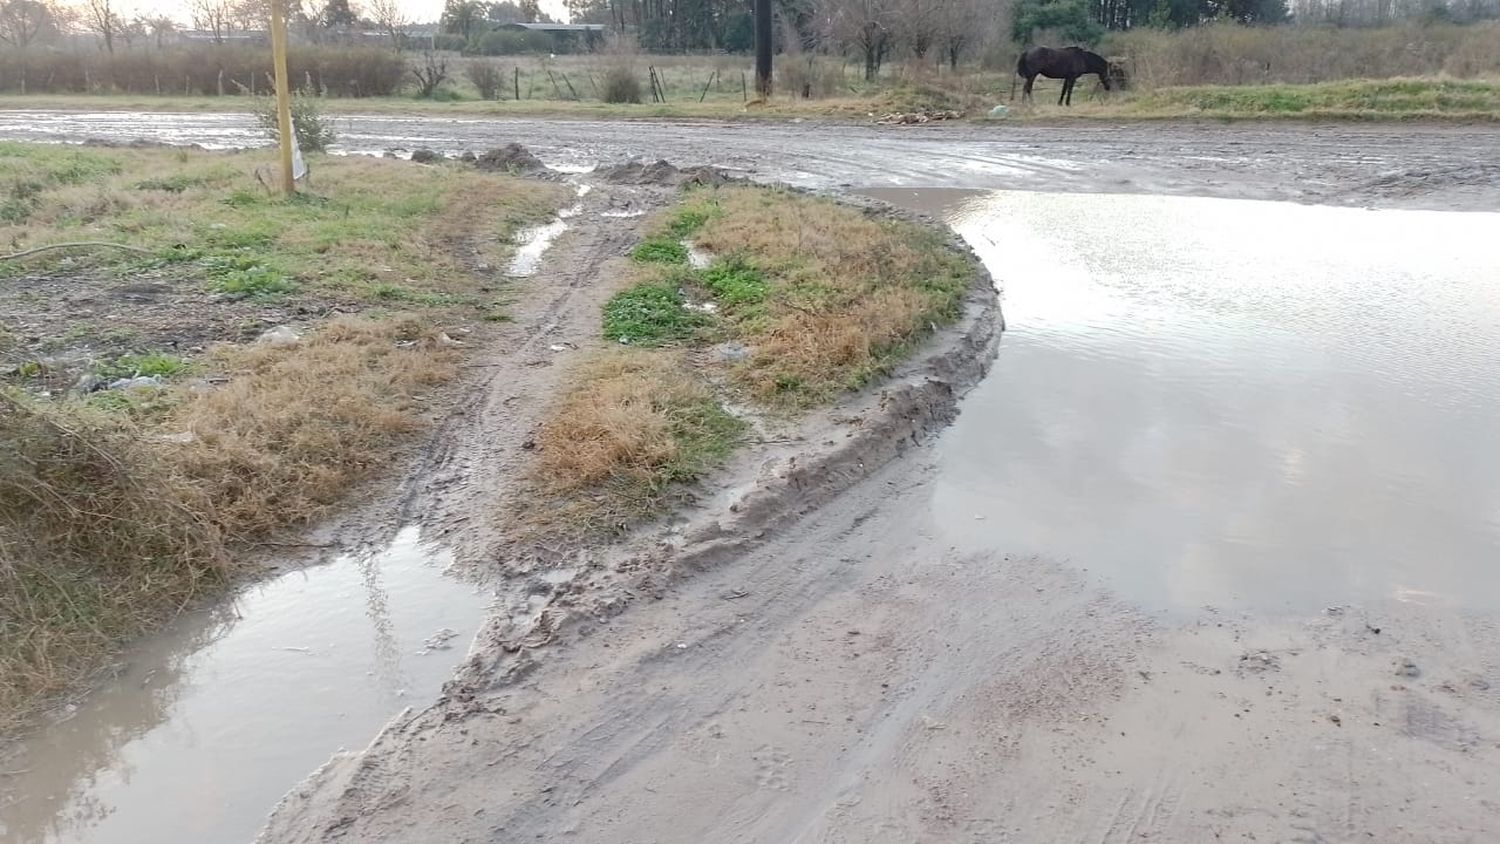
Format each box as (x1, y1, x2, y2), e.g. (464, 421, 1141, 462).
(255, 173, 1500, 839)
(1, 110, 1498, 210)
(4, 112, 1497, 842)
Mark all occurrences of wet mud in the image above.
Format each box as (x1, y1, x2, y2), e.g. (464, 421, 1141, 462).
(256, 188, 1500, 843)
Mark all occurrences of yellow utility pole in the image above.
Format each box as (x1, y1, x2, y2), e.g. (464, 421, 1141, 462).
(269, 0, 295, 196)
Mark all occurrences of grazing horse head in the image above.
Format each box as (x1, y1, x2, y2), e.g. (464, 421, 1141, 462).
(1072, 47, 1112, 91)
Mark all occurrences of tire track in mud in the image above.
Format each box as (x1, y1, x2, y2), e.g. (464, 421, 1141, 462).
(387, 182, 670, 565)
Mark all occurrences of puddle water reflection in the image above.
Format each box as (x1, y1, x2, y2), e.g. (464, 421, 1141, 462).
(0, 526, 491, 844)
(867, 188, 1500, 614)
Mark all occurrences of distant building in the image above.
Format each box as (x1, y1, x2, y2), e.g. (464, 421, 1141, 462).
(502, 22, 606, 50)
(178, 29, 269, 45)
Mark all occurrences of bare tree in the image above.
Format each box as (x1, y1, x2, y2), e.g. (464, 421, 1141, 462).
(137, 13, 175, 47)
(936, 0, 981, 70)
(190, 0, 234, 41)
(411, 49, 449, 97)
(0, 0, 64, 48)
(897, 0, 943, 61)
(80, 0, 122, 53)
(824, 0, 895, 80)
(366, 0, 408, 47)
(230, 0, 271, 30)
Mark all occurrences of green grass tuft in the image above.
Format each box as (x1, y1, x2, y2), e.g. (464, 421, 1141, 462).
(630, 237, 689, 265)
(701, 256, 770, 308)
(603, 280, 710, 346)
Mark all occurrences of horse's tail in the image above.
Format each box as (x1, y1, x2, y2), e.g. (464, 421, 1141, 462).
(1011, 53, 1024, 101)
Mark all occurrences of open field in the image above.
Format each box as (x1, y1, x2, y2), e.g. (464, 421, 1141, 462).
(0, 142, 563, 729)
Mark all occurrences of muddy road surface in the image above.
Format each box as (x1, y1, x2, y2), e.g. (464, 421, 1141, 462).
(1, 110, 1499, 210)
(258, 189, 1500, 843)
(2, 112, 1499, 843)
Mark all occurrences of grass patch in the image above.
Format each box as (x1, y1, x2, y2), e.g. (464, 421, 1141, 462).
(690, 186, 971, 405)
(0, 392, 225, 727)
(528, 184, 976, 541)
(602, 279, 710, 346)
(0, 143, 564, 301)
(664, 202, 720, 238)
(206, 259, 300, 299)
(166, 314, 458, 536)
(528, 351, 745, 533)
(0, 143, 570, 730)
(96, 351, 191, 380)
(1050, 78, 1500, 121)
(630, 236, 690, 265)
(700, 256, 770, 309)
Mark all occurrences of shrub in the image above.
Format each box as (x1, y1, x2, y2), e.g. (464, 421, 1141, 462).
(602, 65, 643, 103)
(465, 59, 505, 100)
(255, 94, 337, 153)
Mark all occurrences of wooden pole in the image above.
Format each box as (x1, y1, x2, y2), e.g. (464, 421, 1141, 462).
(753, 0, 772, 97)
(269, 0, 295, 196)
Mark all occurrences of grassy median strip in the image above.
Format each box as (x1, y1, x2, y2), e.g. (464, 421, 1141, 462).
(0, 143, 561, 729)
(525, 185, 976, 537)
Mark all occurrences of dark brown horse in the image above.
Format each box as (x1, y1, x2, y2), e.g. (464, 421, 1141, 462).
(1013, 46, 1112, 106)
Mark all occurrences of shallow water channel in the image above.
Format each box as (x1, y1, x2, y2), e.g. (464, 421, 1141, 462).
(3, 188, 1498, 844)
(871, 189, 1500, 614)
(0, 527, 491, 844)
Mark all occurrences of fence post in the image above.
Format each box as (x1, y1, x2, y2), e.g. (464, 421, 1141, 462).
(514, 67, 520, 101)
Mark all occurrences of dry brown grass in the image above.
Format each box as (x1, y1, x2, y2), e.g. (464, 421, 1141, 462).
(1105, 22, 1500, 87)
(0, 315, 460, 728)
(687, 187, 972, 405)
(527, 350, 745, 534)
(0, 394, 225, 727)
(167, 315, 459, 537)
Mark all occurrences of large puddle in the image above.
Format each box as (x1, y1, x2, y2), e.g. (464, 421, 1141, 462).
(870, 189, 1500, 614)
(0, 527, 491, 844)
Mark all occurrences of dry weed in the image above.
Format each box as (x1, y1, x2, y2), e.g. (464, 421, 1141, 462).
(167, 315, 458, 537)
(0, 315, 460, 727)
(689, 187, 971, 404)
(0, 394, 225, 728)
(528, 351, 744, 533)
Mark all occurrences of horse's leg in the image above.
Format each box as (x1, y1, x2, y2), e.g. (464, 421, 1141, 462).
(1058, 76, 1071, 106)
(1022, 74, 1035, 103)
